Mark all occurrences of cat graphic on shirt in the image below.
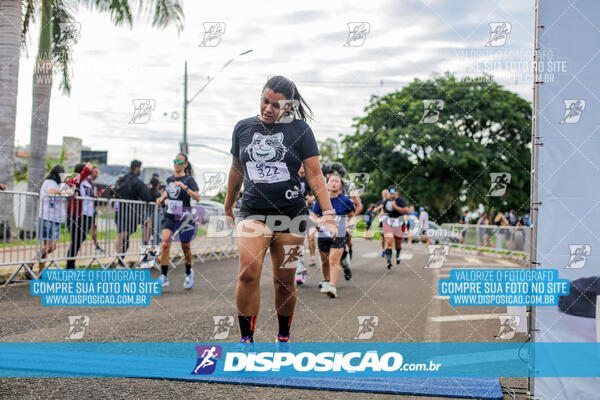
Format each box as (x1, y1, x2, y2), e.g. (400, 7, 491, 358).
(246, 132, 287, 162)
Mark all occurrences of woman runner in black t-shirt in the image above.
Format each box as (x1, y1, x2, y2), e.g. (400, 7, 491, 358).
(156, 153, 200, 290)
(382, 187, 408, 269)
(224, 76, 338, 351)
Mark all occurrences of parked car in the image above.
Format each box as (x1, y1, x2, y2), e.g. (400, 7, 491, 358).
(192, 200, 225, 224)
(404, 221, 460, 244)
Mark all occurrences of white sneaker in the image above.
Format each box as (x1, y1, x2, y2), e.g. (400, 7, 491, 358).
(184, 269, 195, 290)
(159, 274, 169, 287)
(295, 263, 307, 285)
(319, 281, 330, 293)
(309, 256, 316, 267)
(325, 285, 337, 298)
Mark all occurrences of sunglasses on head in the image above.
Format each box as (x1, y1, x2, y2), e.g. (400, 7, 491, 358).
(173, 159, 185, 165)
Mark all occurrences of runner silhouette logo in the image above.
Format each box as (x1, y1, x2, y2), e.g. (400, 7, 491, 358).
(566, 244, 591, 269)
(192, 345, 222, 375)
(560, 99, 586, 124)
(354, 316, 379, 339)
(487, 173, 511, 197)
(211, 316, 235, 340)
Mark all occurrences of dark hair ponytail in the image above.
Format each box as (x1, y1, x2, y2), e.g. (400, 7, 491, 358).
(263, 75, 313, 122)
(45, 164, 65, 184)
(178, 153, 193, 176)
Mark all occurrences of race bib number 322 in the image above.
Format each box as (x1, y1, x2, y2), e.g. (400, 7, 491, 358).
(246, 161, 290, 184)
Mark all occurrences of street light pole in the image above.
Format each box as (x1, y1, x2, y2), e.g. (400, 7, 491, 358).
(181, 50, 252, 155)
(182, 61, 189, 154)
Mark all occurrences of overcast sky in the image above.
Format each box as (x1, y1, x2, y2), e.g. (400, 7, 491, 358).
(14, 0, 534, 175)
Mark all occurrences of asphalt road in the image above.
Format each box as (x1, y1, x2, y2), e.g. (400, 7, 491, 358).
(0, 239, 529, 399)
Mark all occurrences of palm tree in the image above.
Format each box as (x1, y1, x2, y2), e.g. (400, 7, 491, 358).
(0, 0, 22, 192)
(23, 0, 184, 194)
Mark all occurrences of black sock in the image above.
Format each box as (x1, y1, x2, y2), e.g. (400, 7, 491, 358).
(386, 249, 392, 262)
(277, 313, 293, 337)
(341, 249, 348, 261)
(396, 248, 401, 258)
(185, 264, 191, 275)
(161, 265, 168, 276)
(238, 315, 256, 340)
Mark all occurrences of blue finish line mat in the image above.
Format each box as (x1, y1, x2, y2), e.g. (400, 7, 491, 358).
(180, 376, 503, 399)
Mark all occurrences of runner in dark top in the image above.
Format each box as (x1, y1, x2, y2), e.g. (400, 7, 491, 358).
(224, 75, 337, 351)
(382, 187, 408, 268)
(156, 153, 200, 290)
(373, 189, 389, 257)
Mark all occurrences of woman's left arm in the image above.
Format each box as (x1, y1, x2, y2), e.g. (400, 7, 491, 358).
(183, 180, 200, 202)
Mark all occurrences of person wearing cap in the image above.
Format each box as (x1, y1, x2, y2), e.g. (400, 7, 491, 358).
(419, 206, 430, 245)
(382, 187, 408, 268)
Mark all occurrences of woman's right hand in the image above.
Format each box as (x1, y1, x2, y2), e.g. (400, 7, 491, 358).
(224, 207, 236, 229)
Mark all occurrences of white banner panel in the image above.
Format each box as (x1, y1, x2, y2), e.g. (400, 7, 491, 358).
(536, 1, 600, 398)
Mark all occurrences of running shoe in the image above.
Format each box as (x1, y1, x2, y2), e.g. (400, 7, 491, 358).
(300, 269, 308, 285)
(276, 334, 291, 352)
(343, 266, 352, 281)
(325, 285, 337, 298)
(95, 244, 105, 254)
(387, 261, 392, 269)
(341, 258, 350, 270)
(309, 256, 316, 267)
(319, 280, 331, 293)
(235, 337, 255, 353)
(184, 269, 195, 290)
(159, 274, 170, 287)
(295, 259, 307, 285)
(295, 268, 307, 285)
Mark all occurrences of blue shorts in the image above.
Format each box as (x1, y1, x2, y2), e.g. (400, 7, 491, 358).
(162, 214, 196, 243)
(39, 219, 61, 241)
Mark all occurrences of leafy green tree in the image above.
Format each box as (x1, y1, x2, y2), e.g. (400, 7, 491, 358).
(317, 137, 341, 163)
(22, 0, 184, 194)
(211, 191, 226, 203)
(341, 73, 531, 222)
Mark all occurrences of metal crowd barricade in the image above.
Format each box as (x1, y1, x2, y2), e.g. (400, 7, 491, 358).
(0, 190, 41, 283)
(1, 190, 239, 286)
(33, 194, 113, 271)
(442, 223, 530, 255)
(108, 198, 160, 268)
(183, 209, 238, 267)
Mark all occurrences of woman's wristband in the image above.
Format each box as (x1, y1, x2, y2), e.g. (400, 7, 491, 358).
(322, 209, 336, 216)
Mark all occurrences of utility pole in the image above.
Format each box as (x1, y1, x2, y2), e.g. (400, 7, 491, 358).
(181, 50, 252, 154)
(181, 61, 189, 154)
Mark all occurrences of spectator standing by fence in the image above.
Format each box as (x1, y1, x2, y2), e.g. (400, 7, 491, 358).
(28, 165, 73, 277)
(65, 163, 94, 269)
(114, 160, 154, 259)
